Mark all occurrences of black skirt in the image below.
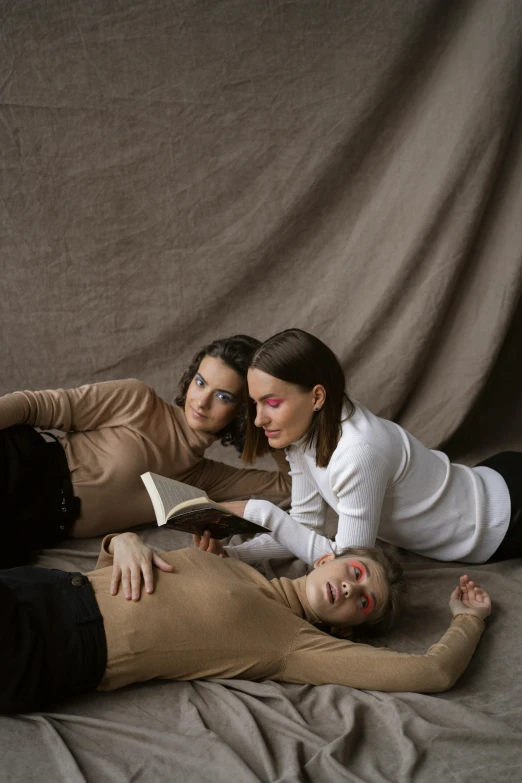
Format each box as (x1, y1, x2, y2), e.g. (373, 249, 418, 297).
(0, 425, 81, 567)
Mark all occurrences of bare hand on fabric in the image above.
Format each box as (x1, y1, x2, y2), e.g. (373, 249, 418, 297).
(193, 529, 228, 557)
(449, 574, 492, 621)
(109, 532, 174, 600)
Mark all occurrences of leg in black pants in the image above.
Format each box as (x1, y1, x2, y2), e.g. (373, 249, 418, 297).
(0, 567, 107, 714)
(477, 452, 522, 561)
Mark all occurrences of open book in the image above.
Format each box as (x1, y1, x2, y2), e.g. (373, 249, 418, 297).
(140, 472, 266, 539)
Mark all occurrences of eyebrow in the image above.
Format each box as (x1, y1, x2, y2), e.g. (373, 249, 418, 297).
(252, 393, 285, 402)
(196, 373, 236, 399)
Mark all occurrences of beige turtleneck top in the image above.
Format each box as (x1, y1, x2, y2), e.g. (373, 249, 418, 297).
(89, 539, 485, 694)
(0, 379, 291, 537)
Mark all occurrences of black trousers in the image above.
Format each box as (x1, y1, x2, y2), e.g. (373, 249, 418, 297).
(0, 566, 107, 714)
(0, 425, 81, 567)
(477, 451, 522, 561)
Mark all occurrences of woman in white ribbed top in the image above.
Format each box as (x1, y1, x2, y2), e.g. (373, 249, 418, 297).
(213, 329, 522, 566)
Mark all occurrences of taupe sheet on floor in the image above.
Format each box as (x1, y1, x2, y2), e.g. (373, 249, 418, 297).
(1, 526, 521, 783)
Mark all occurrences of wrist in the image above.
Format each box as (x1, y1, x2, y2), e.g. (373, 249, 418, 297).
(452, 612, 487, 628)
(109, 531, 135, 553)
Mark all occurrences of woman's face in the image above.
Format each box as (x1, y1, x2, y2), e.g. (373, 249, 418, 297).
(247, 367, 325, 449)
(184, 356, 244, 434)
(306, 553, 389, 631)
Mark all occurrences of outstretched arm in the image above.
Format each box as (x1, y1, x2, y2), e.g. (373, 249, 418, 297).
(283, 576, 491, 693)
(0, 379, 156, 432)
(190, 451, 292, 503)
(223, 445, 392, 566)
(223, 452, 330, 564)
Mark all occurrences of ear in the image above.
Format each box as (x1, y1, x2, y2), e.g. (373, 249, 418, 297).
(313, 552, 336, 569)
(311, 384, 326, 411)
(330, 625, 353, 639)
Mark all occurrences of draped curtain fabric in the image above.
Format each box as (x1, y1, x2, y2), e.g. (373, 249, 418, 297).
(1, 0, 521, 463)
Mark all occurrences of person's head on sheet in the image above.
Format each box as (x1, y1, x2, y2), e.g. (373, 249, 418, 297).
(307, 546, 406, 639)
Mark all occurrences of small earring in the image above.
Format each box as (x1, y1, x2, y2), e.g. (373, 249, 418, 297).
(314, 407, 320, 412)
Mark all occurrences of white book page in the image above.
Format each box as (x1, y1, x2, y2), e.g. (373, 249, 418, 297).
(141, 472, 208, 525)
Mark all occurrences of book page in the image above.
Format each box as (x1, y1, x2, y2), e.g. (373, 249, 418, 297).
(145, 472, 208, 518)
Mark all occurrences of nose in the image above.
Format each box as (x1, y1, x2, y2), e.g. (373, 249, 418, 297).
(341, 581, 358, 599)
(254, 406, 269, 428)
(196, 391, 212, 410)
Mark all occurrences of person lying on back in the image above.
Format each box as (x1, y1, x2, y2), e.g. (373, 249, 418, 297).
(0, 533, 491, 714)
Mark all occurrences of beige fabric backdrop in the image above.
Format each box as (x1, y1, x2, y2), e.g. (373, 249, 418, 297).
(1, 0, 521, 463)
(2, 4, 522, 782)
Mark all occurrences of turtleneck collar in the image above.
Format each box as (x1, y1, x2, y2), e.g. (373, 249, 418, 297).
(271, 574, 322, 626)
(171, 402, 218, 456)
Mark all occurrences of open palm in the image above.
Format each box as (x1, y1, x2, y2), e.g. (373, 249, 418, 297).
(449, 574, 492, 621)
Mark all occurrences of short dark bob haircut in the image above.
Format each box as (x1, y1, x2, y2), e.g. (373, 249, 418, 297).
(175, 334, 261, 451)
(242, 328, 354, 468)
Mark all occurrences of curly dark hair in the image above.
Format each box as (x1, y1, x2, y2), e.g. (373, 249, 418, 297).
(175, 334, 261, 451)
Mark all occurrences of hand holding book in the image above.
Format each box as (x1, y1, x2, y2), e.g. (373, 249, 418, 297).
(141, 472, 266, 539)
(193, 530, 228, 557)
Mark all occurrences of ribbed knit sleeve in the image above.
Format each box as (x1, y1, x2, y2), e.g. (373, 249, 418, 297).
(225, 532, 296, 564)
(227, 442, 393, 565)
(226, 450, 329, 565)
(329, 442, 392, 549)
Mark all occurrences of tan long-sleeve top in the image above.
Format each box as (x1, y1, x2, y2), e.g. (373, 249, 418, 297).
(0, 380, 291, 537)
(90, 540, 485, 694)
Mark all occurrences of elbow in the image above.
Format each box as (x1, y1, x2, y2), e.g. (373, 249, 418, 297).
(426, 663, 458, 694)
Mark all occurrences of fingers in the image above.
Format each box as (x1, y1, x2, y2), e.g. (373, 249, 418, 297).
(152, 553, 175, 573)
(110, 565, 122, 596)
(193, 531, 226, 556)
(207, 537, 224, 555)
(121, 567, 132, 601)
(196, 530, 212, 551)
(140, 560, 154, 597)
(193, 532, 210, 550)
(121, 562, 141, 601)
(131, 563, 142, 601)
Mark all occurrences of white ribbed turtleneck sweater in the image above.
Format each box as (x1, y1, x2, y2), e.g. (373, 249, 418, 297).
(227, 402, 510, 565)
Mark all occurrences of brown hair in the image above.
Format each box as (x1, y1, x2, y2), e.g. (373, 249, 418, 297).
(334, 546, 407, 639)
(242, 328, 354, 467)
(175, 334, 261, 451)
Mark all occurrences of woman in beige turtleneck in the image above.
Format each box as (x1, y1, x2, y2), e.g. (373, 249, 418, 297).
(0, 335, 291, 566)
